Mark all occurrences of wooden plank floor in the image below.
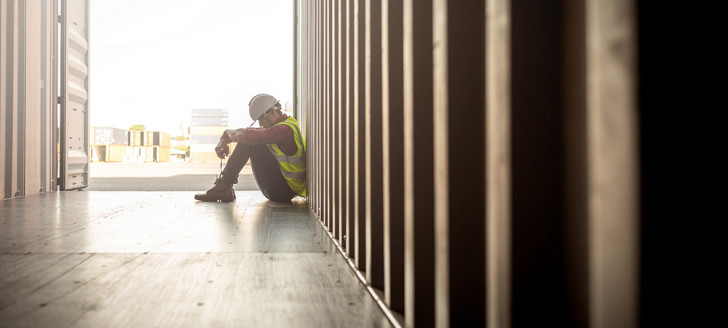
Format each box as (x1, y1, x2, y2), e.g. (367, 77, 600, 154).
(0, 192, 391, 327)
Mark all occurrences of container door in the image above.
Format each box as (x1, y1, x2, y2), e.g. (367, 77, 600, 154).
(60, 0, 90, 190)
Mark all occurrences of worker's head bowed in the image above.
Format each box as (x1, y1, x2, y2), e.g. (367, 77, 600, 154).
(248, 94, 283, 128)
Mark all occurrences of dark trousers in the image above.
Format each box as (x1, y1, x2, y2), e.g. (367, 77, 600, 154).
(221, 144, 296, 202)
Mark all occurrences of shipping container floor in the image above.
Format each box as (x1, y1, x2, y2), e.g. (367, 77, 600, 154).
(0, 191, 391, 327)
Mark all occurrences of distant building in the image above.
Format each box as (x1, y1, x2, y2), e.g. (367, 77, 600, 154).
(190, 109, 229, 162)
(170, 148, 187, 162)
(171, 123, 191, 162)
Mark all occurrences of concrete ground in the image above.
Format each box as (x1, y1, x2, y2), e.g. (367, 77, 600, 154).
(87, 162, 259, 191)
(0, 191, 391, 327)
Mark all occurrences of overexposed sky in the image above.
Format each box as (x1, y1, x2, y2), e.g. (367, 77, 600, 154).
(90, 0, 294, 134)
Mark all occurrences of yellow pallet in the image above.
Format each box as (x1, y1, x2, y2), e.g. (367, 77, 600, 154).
(92, 144, 126, 162)
(144, 131, 172, 147)
(143, 146, 172, 162)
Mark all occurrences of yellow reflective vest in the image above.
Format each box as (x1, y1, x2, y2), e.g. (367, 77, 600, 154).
(267, 116, 306, 197)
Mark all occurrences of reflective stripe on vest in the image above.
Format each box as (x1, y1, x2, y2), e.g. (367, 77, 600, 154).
(280, 170, 306, 180)
(271, 153, 304, 164)
(267, 117, 306, 197)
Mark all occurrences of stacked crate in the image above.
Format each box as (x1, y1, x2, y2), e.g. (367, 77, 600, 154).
(124, 131, 172, 162)
(144, 131, 171, 162)
(91, 127, 127, 162)
(126, 130, 146, 162)
(190, 109, 229, 162)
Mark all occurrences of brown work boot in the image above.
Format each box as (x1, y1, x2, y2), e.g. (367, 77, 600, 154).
(194, 178, 236, 202)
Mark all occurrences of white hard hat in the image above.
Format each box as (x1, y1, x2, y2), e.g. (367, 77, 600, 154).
(248, 94, 280, 122)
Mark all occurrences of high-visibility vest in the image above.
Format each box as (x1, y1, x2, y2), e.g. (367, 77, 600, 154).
(267, 116, 307, 197)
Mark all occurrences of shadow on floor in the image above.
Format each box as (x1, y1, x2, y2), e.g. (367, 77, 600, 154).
(87, 174, 259, 191)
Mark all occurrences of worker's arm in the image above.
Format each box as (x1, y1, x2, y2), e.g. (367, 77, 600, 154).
(244, 125, 297, 156)
(215, 125, 296, 158)
(214, 129, 237, 159)
(214, 137, 230, 159)
(222, 128, 247, 143)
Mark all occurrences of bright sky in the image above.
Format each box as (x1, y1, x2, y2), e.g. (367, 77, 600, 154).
(90, 0, 294, 134)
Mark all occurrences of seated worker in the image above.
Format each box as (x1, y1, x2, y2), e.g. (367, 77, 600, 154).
(194, 94, 306, 203)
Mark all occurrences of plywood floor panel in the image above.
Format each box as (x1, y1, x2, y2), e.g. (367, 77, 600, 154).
(1, 192, 328, 254)
(0, 192, 390, 327)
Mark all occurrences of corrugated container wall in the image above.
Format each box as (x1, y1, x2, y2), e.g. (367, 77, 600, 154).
(296, 0, 644, 326)
(1, 0, 57, 199)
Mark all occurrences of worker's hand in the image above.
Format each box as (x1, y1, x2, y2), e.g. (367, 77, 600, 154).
(215, 140, 230, 159)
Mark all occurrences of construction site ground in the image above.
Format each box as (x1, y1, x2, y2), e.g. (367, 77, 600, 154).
(87, 162, 258, 192)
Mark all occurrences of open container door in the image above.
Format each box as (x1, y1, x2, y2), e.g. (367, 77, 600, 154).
(59, 0, 89, 190)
